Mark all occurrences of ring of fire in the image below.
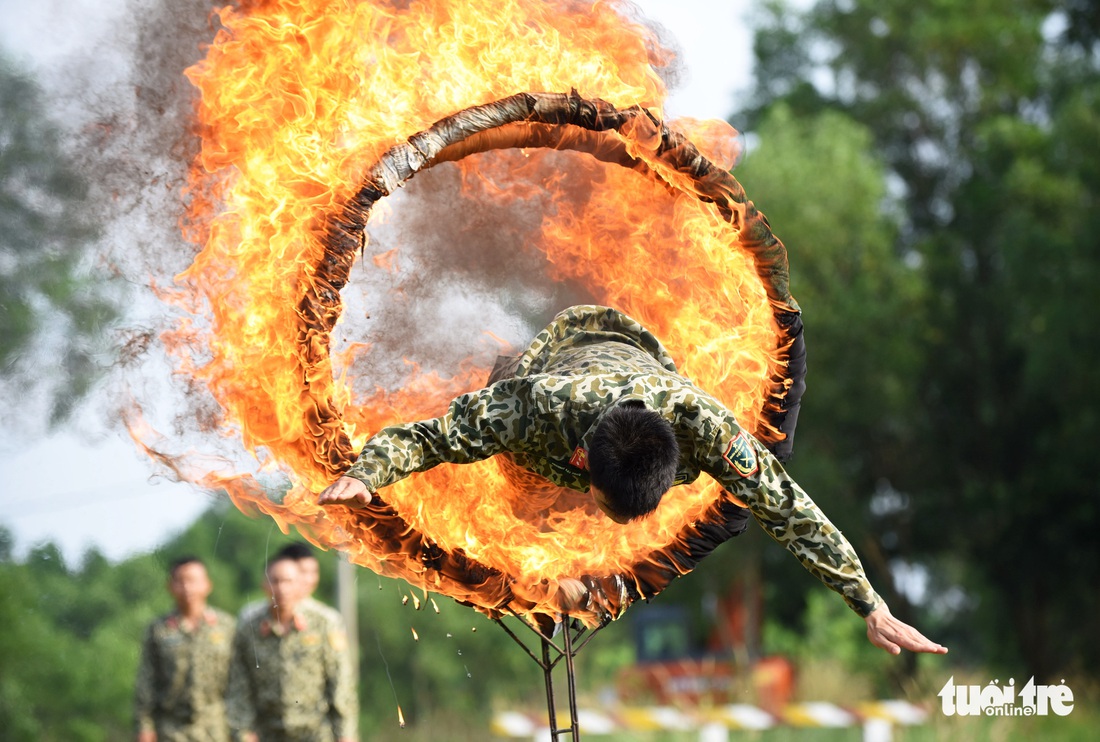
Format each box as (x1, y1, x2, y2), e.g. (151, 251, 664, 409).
(256, 91, 808, 626)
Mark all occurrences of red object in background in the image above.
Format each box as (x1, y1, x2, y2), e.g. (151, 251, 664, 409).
(617, 577, 794, 710)
(752, 655, 795, 714)
(617, 655, 794, 709)
(618, 656, 734, 706)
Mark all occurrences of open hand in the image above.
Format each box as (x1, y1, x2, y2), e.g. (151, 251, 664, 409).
(317, 476, 374, 507)
(865, 603, 948, 655)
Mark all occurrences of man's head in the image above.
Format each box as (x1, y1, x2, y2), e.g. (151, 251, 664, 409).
(276, 542, 320, 597)
(265, 553, 304, 611)
(587, 403, 680, 523)
(167, 556, 212, 613)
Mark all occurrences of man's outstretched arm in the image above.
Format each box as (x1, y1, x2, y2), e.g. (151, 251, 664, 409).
(319, 378, 531, 505)
(703, 424, 948, 654)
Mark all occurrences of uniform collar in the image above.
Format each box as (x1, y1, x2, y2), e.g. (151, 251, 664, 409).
(571, 395, 650, 478)
(166, 608, 217, 632)
(259, 610, 308, 637)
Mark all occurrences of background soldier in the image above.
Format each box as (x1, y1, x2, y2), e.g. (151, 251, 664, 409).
(237, 542, 342, 626)
(134, 556, 235, 742)
(226, 553, 358, 742)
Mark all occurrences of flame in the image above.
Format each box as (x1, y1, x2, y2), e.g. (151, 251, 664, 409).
(152, 0, 795, 625)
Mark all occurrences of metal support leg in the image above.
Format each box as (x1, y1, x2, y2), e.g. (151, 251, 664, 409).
(494, 612, 607, 741)
(541, 633, 563, 739)
(562, 622, 580, 739)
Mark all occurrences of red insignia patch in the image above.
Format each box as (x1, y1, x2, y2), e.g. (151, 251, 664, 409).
(569, 446, 589, 470)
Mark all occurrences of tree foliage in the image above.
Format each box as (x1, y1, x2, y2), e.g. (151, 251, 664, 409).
(0, 503, 636, 741)
(732, 102, 927, 650)
(741, 0, 1100, 679)
(0, 54, 121, 426)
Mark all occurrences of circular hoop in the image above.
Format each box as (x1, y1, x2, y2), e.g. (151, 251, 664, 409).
(298, 91, 806, 624)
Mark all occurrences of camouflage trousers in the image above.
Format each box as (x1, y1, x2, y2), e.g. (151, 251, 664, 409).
(249, 726, 334, 742)
(154, 717, 230, 742)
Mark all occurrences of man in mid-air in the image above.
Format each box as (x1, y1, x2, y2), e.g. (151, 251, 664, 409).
(319, 304, 947, 657)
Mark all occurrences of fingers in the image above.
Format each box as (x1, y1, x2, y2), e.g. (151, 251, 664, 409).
(888, 622, 948, 655)
(867, 625, 902, 655)
(864, 605, 948, 655)
(867, 612, 949, 655)
(317, 476, 374, 507)
(904, 632, 949, 654)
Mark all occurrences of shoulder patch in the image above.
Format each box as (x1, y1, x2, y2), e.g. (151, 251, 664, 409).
(723, 432, 759, 478)
(329, 630, 348, 652)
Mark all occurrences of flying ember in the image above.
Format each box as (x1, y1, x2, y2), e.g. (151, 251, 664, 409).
(150, 0, 800, 626)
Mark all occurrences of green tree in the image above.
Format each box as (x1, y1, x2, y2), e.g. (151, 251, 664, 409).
(743, 0, 1100, 678)
(732, 102, 927, 679)
(0, 53, 120, 426)
(0, 535, 162, 740)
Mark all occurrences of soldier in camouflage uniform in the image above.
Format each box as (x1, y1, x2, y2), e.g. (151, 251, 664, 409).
(319, 305, 947, 656)
(237, 542, 344, 628)
(226, 554, 358, 742)
(134, 556, 235, 742)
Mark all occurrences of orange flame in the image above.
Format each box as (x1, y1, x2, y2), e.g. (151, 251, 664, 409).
(152, 0, 792, 624)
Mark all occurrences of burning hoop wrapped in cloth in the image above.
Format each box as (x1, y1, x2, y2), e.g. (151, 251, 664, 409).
(172, 3, 945, 655)
(312, 91, 832, 628)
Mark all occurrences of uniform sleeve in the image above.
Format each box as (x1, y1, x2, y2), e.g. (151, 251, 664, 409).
(323, 618, 359, 740)
(225, 625, 256, 741)
(343, 379, 532, 492)
(133, 623, 158, 734)
(701, 421, 884, 617)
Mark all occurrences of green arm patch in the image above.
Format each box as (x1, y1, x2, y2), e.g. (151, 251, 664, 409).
(723, 431, 759, 478)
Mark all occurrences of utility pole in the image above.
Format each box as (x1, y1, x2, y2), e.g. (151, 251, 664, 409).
(336, 553, 359, 678)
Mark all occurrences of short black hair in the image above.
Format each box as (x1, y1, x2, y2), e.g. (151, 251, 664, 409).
(168, 555, 205, 577)
(587, 403, 679, 521)
(276, 542, 316, 561)
(266, 552, 299, 573)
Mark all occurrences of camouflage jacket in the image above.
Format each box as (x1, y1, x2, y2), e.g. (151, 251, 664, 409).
(237, 596, 342, 626)
(226, 603, 358, 741)
(134, 607, 235, 741)
(345, 305, 883, 617)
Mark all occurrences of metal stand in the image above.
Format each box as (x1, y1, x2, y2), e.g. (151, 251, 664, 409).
(494, 611, 608, 741)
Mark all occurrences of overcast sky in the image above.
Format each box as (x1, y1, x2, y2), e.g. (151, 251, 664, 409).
(0, 0, 755, 563)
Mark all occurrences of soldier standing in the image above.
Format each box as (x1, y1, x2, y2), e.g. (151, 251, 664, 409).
(277, 542, 345, 626)
(134, 556, 235, 742)
(226, 553, 358, 742)
(238, 542, 344, 628)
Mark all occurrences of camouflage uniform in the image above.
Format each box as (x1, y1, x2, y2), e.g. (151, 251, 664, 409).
(134, 608, 236, 741)
(226, 603, 358, 742)
(239, 596, 343, 627)
(345, 305, 883, 617)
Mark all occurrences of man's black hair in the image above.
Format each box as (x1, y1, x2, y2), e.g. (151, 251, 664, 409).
(266, 551, 299, 572)
(168, 555, 205, 577)
(587, 403, 679, 521)
(276, 542, 316, 561)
